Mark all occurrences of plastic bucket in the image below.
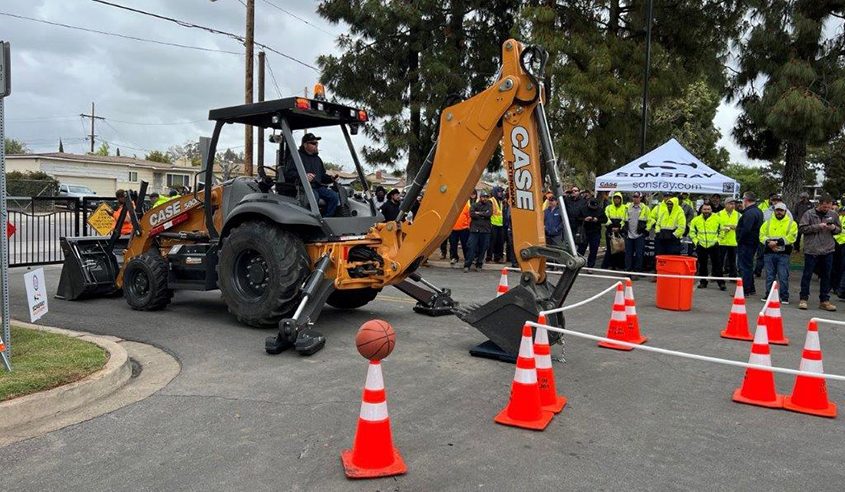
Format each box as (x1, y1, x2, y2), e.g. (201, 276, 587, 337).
(655, 255, 697, 311)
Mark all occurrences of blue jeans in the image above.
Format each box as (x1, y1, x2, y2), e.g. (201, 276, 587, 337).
(624, 235, 645, 272)
(801, 253, 833, 302)
(737, 243, 757, 294)
(313, 186, 339, 217)
(764, 254, 790, 301)
(464, 232, 490, 268)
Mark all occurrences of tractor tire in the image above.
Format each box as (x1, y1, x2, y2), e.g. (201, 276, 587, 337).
(326, 288, 381, 310)
(123, 253, 173, 311)
(218, 221, 311, 327)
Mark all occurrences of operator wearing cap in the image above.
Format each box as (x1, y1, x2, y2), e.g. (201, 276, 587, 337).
(760, 202, 797, 304)
(284, 132, 339, 217)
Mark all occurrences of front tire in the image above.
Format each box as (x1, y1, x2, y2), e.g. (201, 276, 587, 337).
(218, 221, 311, 327)
(123, 253, 172, 310)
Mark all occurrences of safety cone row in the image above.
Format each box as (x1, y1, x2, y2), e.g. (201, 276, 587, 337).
(599, 283, 646, 350)
(341, 360, 407, 479)
(534, 315, 567, 414)
(764, 284, 789, 345)
(783, 321, 837, 418)
(732, 314, 784, 408)
(495, 324, 555, 430)
(496, 268, 509, 297)
(721, 280, 753, 341)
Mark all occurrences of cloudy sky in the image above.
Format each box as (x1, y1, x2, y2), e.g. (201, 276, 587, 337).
(3, 0, 755, 170)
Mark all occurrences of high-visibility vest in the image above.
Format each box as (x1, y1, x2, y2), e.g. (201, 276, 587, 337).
(453, 201, 471, 230)
(651, 199, 686, 238)
(835, 215, 845, 245)
(604, 203, 627, 224)
(759, 215, 797, 246)
(112, 207, 134, 235)
(716, 209, 739, 247)
(154, 196, 171, 208)
(490, 197, 503, 226)
(689, 213, 721, 248)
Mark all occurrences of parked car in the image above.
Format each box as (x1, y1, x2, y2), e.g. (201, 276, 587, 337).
(57, 184, 98, 211)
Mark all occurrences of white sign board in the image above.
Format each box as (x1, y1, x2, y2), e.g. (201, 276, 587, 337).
(24, 268, 48, 322)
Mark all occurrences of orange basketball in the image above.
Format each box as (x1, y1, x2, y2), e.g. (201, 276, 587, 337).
(356, 319, 396, 360)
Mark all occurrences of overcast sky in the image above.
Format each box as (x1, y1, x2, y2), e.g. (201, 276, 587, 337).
(3, 0, 757, 171)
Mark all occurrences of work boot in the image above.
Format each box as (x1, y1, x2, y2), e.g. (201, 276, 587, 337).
(798, 300, 808, 310)
(463, 267, 469, 273)
(819, 301, 837, 312)
(718, 282, 726, 291)
(697, 281, 707, 289)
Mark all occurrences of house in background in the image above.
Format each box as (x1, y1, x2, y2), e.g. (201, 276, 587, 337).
(365, 169, 406, 191)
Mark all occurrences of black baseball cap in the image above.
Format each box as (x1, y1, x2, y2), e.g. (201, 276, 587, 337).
(301, 133, 322, 144)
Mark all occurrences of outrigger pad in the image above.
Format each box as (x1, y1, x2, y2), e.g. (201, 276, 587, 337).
(455, 285, 560, 359)
(56, 237, 120, 300)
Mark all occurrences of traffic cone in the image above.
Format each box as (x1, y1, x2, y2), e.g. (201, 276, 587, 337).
(534, 314, 567, 414)
(732, 314, 784, 409)
(495, 324, 555, 430)
(599, 284, 634, 351)
(721, 280, 753, 341)
(783, 321, 837, 418)
(496, 268, 509, 297)
(341, 360, 407, 478)
(764, 286, 789, 345)
(623, 279, 647, 345)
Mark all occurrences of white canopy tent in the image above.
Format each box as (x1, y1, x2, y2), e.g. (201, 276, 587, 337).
(594, 138, 740, 196)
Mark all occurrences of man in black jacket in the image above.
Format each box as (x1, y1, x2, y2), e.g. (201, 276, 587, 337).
(464, 190, 493, 272)
(284, 133, 339, 216)
(380, 189, 401, 221)
(736, 191, 764, 297)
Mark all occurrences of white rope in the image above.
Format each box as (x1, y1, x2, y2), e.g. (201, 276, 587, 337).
(526, 321, 845, 382)
(812, 317, 845, 328)
(578, 273, 631, 281)
(760, 281, 778, 317)
(551, 264, 741, 282)
(540, 282, 622, 316)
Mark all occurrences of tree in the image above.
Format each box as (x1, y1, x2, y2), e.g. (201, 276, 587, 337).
(215, 147, 244, 180)
(808, 132, 845, 196)
(317, 0, 520, 178)
(94, 142, 110, 156)
(323, 161, 343, 172)
(145, 150, 172, 164)
(116, 148, 121, 157)
(731, 1, 845, 210)
(167, 141, 202, 166)
(519, 1, 744, 180)
(721, 162, 779, 200)
(58, 139, 64, 153)
(5, 138, 29, 155)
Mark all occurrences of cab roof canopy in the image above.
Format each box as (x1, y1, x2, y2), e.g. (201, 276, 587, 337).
(208, 97, 367, 131)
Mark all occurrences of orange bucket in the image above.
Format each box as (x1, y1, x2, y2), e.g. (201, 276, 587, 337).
(655, 255, 697, 311)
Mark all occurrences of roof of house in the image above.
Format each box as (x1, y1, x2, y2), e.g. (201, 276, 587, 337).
(9, 152, 196, 172)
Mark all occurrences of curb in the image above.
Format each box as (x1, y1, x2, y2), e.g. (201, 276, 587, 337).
(0, 320, 132, 432)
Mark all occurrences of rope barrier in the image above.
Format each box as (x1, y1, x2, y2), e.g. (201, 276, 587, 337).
(540, 282, 622, 316)
(549, 264, 741, 282)
(525, 321, 845, 383)
(812, 317, 845, 328)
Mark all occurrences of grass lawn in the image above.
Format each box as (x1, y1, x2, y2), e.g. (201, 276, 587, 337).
(0, 325, 108, 402)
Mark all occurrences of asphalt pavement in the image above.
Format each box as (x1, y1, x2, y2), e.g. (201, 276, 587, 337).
(2, 263, 844, 491)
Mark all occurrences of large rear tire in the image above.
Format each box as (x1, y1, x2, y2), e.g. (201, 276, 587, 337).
(123, 253, 172, 311)
(326, 288, 380, 310)
(218, 221, 311, 327)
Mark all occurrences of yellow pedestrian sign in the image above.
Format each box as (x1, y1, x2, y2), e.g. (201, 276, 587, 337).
(87, 203, 115, 236)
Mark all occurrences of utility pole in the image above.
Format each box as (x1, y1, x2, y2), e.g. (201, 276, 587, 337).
(244, 0, 255, 175)
(639, 0, 654, 156)
(80, 102, 104, 153)
(257, 51, 265, 172)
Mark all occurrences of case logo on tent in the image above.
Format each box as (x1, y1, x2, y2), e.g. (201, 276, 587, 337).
(598, 181, 617, 189)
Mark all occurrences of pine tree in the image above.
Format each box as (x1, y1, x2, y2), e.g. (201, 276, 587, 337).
(58, 139, 64, 153)
(731, 0, 845, 210)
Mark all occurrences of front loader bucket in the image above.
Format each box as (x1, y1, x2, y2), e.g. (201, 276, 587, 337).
(455, 285, 562, 362)
(56, 236, 121, 300)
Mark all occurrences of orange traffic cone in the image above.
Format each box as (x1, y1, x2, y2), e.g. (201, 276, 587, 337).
(783, 321, 837, 418)
(623, 279, 647, 345)
(599, 284, 634, 351)
(496, 268, 509, 297)
(721, 280, 753, 341)
(495, 324, 555, 430)
(534, 315, 567, 414)
(764, 286, 789, 345)
(732, 314, 784, 409)
(341, 360, 407, 478)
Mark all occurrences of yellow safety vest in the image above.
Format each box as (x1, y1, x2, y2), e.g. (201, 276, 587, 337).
(759, 215, 797, 246)
(835, 215, 845, 245)
(716, 209, 739, 247)
(490, 197, 503, 227)
(650, 200, 686, 238)
(689, 214, 721, 248)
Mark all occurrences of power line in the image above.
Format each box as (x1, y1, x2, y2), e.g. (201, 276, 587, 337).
(0, 11, 241, 55)
(107, 118, 208, 126)
(260, 0, 338, 37)
(264, 56, 283, 98)
(8, 115, 79, 123)
(90, 0, 318, 71)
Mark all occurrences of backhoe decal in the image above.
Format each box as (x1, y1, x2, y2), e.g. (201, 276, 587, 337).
(510, 125, 535, 211)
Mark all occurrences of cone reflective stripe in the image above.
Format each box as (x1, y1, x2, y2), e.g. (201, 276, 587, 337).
(784, 321, 837, 418)
(599, 284, 635, 351)
(622, 279, 647, 345)
(764, 287, 789, 345)
(495, 324, 554, 430)
(732, 315, 784, 409)
(496, 268, 509, 297)
(533, 314, 567, 414)
(721, 280, 753, 341)
(341, 360, 407, 478)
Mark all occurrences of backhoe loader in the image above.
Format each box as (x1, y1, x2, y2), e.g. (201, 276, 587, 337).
(57, 39, 584, 358)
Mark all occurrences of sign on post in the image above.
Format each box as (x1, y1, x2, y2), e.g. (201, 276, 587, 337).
(1, 40, 11, 370)
(0, 41, 9, 97)
(24, 268, 48, 323)
(87, 202, 116, 236)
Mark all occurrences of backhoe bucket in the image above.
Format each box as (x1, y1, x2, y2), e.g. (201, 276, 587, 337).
(56, 236, 121, 300)
(455, 285, 561, 361)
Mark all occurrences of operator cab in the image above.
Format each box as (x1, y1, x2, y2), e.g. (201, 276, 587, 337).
(205, 96, 381, 241)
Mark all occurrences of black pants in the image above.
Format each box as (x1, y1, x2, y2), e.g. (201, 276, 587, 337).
(449, 229, 469, 261)
(696, 245, 724, 287)
(487, 225, 505, 262)
(465, 232, 490, 268)
(601, 231, 625, 269)
(754, 243, 764, 275)
(577, 231, 601, 267)
(720, 245, 737, 278)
